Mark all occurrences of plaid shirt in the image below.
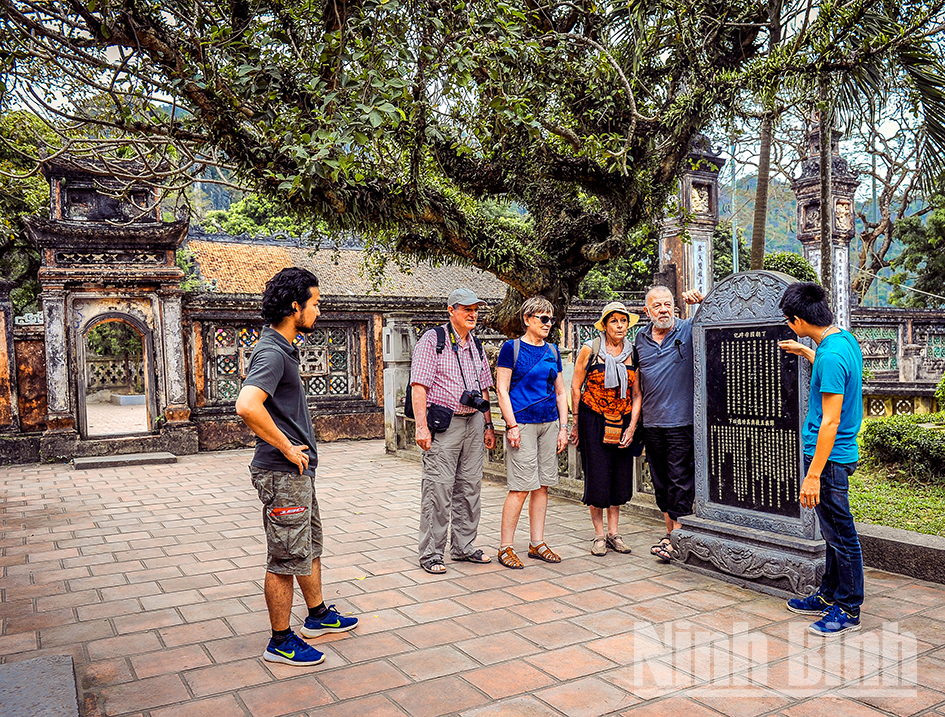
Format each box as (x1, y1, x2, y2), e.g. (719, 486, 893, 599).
(410, 324, 494, 413)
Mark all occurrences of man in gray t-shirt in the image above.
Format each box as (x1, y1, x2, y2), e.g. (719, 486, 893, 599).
(632, 285, 703, 561)
(236, 268, 357, 668)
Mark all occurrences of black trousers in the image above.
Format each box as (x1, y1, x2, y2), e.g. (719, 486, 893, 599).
(643, 425, 694, 522)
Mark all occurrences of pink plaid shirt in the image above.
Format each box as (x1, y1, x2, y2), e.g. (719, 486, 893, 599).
(410, 324, 494, 413)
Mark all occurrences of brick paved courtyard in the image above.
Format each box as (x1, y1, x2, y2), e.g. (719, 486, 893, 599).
(1, 440, 944, 717)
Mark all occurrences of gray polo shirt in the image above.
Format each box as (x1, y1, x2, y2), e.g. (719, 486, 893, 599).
(634, 317, 694, 428)
(243, 326, 318, 476)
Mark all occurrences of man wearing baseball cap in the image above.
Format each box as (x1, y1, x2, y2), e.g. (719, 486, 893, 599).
(410, 288, 496, 574)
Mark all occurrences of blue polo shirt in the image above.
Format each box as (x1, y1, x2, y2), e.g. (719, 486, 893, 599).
(802, 330, 863, 464)
(633, 317, 694, 427)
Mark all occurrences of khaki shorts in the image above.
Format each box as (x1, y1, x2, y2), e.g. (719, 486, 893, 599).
(505, 422, 560, 492)
(249, 466, 323, 575)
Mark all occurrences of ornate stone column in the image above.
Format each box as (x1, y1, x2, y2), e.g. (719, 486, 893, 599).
(382, 313, 416, 453)
(41, 289, 74, 431)
(789, 123, 860, 329)
(0, 280, 19, 430)
(659, 135, 726, 314)
(161, 291, 191, 423)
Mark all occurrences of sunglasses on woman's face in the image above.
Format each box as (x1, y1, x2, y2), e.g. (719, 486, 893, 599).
(532, 314, 556, 326)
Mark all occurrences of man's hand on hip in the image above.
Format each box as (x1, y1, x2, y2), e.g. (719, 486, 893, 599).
(281, 444, 310, 474)
(416, 425, 432, 451)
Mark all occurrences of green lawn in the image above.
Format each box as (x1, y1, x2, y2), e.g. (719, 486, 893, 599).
(850, 460, 945, 537)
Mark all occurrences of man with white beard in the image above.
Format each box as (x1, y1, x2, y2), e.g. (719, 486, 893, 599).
(632, 285, 703, 561)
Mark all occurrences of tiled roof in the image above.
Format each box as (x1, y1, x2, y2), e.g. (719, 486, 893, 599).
(187, 239, 508, 300)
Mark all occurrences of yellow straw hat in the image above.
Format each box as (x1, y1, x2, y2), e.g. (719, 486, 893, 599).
(594, 301, 640, 331)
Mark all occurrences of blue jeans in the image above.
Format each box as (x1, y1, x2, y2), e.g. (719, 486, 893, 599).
(804, 454, 863, 613)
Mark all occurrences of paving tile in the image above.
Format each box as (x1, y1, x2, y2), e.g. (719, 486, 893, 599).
(461, 696, 565, 717)
(398, 620, 478, 648)
(346, 589, 417, 612)
(318, 660, 412, 700)
(390, 644, 480, 680)
(40, 618, 115, 648)
(318, 630, 409, 665)
(113, 607, 184, 634)
(463, 660, 558, 700)
(535, 675, 638, 717)
(688, 676, 793, 716)
(298, 694, 405, 717)
(160, 619, 233, 647)
(620, 696, 724, 717)
(516, 620, 599, 650)
(99, 674, 191, 714)
(76, 657, 136, 690)
(602, 659, 697, 699)
(238, 675, 333, 717)
(780, 695, 899, 717)
(839, 683, 945, 717)
(149, 694, 248, 717)
(525, 644, 619, 681)
(87, 631, 163, 661)
(131, 644, 213, 678)
(504, 580, 572, 602)
(388, 675, 491, 717)
(456, 631, 543, 664)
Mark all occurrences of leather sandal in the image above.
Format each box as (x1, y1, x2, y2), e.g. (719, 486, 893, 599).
(606, 534, 632, 554)
(420, 558, 446, 574)
(650, 535, 674, 562)
(591, 536, 607, 556)
(497, 546, 524, 569)
(528, 542, 561, 563)
(452, 548, 491, 564)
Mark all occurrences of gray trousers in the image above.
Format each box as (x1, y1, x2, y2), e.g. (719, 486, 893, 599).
(419, 412, 486, 563)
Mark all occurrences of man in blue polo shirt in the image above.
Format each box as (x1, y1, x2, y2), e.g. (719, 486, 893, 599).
(632, 285, 703, 561)
(778, 281, 864, 637)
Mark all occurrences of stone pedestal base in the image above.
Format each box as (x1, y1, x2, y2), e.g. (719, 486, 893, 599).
(673, 515, 825, 599)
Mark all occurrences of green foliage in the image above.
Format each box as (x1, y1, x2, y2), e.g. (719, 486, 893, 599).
(0, 111, 53, 314)
(578, 230, 658, 301)
(763, 251, 818, 283)
(890, 195, 945, 307)
(850, 460, 945, 537)
(200, 194, 313, 238)
(86, 322, 143, 359)
(860, 412, 945, 484)
(935, 372, 945, 409)
(175, 249, 201, 292)
(712, 220, 750, 283)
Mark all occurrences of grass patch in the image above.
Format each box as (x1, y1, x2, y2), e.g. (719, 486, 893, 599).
(850, 459, 945, 537)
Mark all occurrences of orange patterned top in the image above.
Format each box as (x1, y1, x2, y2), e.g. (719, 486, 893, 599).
(580, 362, 635, 416)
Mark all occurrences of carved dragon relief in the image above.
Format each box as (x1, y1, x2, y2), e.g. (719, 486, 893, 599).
(673, 531, 824, 595)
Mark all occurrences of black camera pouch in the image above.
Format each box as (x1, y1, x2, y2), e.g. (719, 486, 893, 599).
(426, 403, 453, 434)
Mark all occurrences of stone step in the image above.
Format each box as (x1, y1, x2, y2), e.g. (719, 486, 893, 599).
(73, 451, 178, 470)
(0, 655, 78, 717)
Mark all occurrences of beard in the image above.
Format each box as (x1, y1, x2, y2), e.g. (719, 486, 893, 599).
(652, 315, 674, 330)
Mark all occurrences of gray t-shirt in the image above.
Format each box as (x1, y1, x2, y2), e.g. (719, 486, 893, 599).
(634, 317, 694, 428)
(243, 326, 318, 475)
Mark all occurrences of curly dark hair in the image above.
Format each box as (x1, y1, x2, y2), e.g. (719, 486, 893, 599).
(261, 268, 319, 324)
(779, 282, 833, 327)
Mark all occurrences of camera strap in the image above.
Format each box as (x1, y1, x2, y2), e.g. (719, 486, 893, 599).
(447, 325, 482, 394)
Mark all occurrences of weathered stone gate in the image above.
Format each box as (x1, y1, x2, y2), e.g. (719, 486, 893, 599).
(22, 158, 197, 461)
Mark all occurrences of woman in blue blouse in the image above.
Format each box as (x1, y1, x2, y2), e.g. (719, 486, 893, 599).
(494, 296, 569, 568)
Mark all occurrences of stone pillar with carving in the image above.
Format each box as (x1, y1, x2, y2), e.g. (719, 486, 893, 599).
(789, 123, 860, 329)
(0, 280, 19, 431)
(659, 135, 726, 315)
(161, 291, 191, 423)
(41, 289, 75, 432)
(382, 314, 416, 453)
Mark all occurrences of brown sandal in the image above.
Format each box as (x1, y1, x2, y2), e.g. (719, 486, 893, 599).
(528, 542, 561, 563)
(497, 546, 524, 569)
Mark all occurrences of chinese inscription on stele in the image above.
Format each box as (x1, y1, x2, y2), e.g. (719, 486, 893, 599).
(704, 325, 801, 518)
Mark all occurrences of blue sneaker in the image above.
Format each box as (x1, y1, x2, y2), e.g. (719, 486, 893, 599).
(300, 605, 359, 638)
(263, 632, 325, 666)
(809, 604, 861, 637)
(786, 592, 834, 616)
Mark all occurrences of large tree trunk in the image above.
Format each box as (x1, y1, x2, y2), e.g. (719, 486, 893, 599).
(819, 78, 833, 298)
(749, 0, 782, 271)
(750, 113, 773, 270)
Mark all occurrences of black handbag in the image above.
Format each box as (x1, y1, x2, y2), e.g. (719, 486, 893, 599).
(426, 403, 453, 434)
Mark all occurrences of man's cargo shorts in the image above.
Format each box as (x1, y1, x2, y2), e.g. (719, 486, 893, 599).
(249, 466, 323, 575)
